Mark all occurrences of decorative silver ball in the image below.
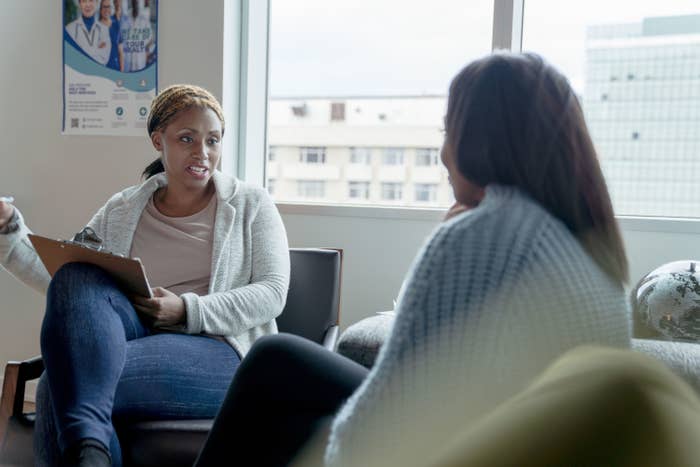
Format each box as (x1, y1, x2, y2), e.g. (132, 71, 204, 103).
(632, 260, 700, 342)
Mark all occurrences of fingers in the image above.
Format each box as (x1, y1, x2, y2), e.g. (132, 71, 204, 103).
(444, 203, 470, 221)
(151, 287, 173, 298)
(132, 303, 154, 315)
(130, 295, 158, 307)
(0, 202, 14, 226)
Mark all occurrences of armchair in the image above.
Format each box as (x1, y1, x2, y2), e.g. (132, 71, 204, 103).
(0, 247, 342, 466)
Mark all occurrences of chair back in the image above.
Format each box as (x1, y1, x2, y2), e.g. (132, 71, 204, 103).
(276, 248, 342, 345)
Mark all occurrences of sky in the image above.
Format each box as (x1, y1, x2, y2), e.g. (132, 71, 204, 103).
(269, 0, 700, 97)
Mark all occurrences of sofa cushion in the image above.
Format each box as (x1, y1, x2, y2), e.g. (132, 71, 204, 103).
(632, 338, 700, 394)
(337, 314, 395, 368)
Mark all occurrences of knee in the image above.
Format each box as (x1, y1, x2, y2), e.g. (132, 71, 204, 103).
(241, 333, 315, 374)
(47, 263, 115, 304)
(50, 262, 107, 290)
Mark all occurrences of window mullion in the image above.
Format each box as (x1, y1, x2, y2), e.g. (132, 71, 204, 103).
(492, 0, 525, 51)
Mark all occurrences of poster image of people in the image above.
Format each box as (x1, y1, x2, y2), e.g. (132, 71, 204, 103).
(62, 0, 158, 136)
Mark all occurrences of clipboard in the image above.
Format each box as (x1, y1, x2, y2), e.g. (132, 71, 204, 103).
(28, 230, 153, 298)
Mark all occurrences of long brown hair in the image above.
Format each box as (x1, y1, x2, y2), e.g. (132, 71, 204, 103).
(142, 84, 225, 179)
(446, 52, 628, 284)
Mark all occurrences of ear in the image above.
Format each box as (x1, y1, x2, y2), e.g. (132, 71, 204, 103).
(151, 131, 163, 151)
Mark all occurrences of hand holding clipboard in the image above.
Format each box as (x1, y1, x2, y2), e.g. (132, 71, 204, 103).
(0, 196, 16, 231)
(29, 227, 154, 298)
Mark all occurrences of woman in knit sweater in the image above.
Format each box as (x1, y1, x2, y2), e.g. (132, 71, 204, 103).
(194, 52, 630, 467)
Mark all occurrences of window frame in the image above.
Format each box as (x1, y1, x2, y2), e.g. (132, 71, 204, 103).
(415, 148, 440, 167)
(414, 183, 438, 202)
(381, 182, 404, 201)
(382, 148, 405, 166)
(348, 181, 371, 200)
(233, 0, 700, 231)
(299, 146, 327, 164)
(297, 180, 326, 198)
(349, 147, 372, 165)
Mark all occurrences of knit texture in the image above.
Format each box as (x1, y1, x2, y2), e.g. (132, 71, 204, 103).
(325, 185, 631, 467)
(0, 171, 290, 357)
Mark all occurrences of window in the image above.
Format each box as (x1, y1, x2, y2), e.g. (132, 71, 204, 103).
(415, 183, 438, 202)
(522, 2, 700, 217)
(267, 179, 276, 195)
(299, 147, 326, 164)
(268, 146, 277, 162)
(382, 148, 404, 166)
(381, 182, 403, 201)
(331, 102, 346, 121)
(415, 148, 439, 166)
(266, 0, 494, 207)
(348, 181, 370, 200)
(349, 147, 371, 165)
(297, 180, 326, 198)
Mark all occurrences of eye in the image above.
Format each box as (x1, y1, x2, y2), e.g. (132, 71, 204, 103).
(208, 137, 220, 145)
(179, 135, 193, 143)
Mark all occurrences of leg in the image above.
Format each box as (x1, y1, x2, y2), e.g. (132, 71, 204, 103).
(112, 333, 239, 466)
(35, 375, 124, 467)
(195, 333, 369, 467)
(38, 262, 149, 458)
(113, 333, 240, 422)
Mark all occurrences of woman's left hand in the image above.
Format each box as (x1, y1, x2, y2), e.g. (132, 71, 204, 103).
(443, 202, 471, 221)
(131, 287, 186, 328)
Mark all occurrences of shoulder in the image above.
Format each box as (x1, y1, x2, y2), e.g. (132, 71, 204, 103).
(99, 175, 161, 213)
(65, 18, 79, 31)
(235, 180, 269, 202)
(213, 171, 270, 207)
(435, 185, 554, 248)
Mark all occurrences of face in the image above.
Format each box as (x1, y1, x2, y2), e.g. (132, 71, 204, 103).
(79, 0, 97, 17)
(150, 106, 223, 193)
(440, 138, 485, 208)
(99, 0, 111, 20)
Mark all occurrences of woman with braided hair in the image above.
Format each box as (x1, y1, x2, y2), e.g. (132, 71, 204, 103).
(0, 84, 290, 466)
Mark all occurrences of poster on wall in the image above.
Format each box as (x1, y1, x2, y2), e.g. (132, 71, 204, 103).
(62, 0, 158, 136)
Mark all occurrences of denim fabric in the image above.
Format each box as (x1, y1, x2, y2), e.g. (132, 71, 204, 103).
(35, 263, 240, 466)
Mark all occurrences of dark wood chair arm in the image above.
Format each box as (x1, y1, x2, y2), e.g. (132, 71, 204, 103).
(0, 356, 43, 457)
(2, 356, 44, 419)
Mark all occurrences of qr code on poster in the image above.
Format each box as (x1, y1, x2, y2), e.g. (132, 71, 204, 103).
(71, 118, 80, 128)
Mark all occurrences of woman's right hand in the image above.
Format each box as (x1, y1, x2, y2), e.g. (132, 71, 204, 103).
(0, 200, 15, 230)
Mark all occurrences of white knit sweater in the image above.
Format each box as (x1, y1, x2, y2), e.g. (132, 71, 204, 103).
(325, 185, 631, 466)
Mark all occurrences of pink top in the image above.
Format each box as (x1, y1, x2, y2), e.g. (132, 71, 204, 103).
(130, 194, 217, 296)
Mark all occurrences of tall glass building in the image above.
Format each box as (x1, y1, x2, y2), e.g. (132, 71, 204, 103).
(584, 14, 700, 217)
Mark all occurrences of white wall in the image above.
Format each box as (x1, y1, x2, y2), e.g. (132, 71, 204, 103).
(0, 0, 227, 367)
(281, 210, 700, 329)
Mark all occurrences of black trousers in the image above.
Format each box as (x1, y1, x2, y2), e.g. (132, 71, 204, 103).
(194, 333, 370, 467)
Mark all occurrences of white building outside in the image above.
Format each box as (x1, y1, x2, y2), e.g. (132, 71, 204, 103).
(267, 96, 454, 207)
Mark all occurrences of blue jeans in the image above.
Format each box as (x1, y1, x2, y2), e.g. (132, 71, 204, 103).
(34, 263, 240, 466)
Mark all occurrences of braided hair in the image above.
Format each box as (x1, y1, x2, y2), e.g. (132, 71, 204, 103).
(142, 84, 225, 179)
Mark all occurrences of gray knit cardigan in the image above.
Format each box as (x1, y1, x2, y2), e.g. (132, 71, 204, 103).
(0, 171, 290, 357)
(325, 185, 631, 466)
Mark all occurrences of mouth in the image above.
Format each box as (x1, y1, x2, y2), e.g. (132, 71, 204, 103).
(186, 165, 209, 180)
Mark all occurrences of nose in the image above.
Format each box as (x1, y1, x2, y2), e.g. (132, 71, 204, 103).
(192, 140, 209, 161)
